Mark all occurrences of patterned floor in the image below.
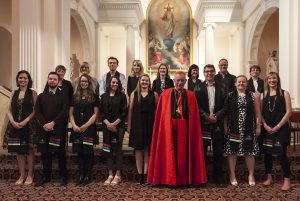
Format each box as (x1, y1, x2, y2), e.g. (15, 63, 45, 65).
(0, 179, 300, 201)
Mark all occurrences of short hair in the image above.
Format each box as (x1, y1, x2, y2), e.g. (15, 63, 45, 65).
(187, 64, 199, 78)
(249, 65, 261, 73)
(235, 75, 248, 82)
(218, 58, 228, 64)
(107, 56, 119, 65)
(48, 71, 60, 79)
(16, 70, 33, 88)
(80, 62, 89, 69)
(106, 76, 123, 94)
(203, 64, 215, 72)
(174, 71, 186, 77)
(55, 65, 66, 72)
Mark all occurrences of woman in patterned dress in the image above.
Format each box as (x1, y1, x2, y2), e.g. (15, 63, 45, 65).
(224, 75, 261, 186)
(5, 70, 37, 185)
(261, 72, 292, 191)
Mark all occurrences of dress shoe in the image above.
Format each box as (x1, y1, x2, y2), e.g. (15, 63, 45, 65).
(76, 175, 85, 186)
(82, 176, 91, 186)
(34, 177, 51, 187)
(59, 177, 68, 187)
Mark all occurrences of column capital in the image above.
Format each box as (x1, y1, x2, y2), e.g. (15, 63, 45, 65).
(124, 24, 135, 31)
(203, 22, 216, 29)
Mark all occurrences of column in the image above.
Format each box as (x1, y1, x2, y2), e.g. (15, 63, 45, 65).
(11, 0, 42, 90)
(126, 24, 135, 77)
(279, 0, 300, 108)
(203, 23, 216, 65)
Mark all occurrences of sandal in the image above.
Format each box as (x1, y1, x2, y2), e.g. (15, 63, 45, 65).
(104, 175, 114, 185)
(15, 176, 26, 185)
(24, 176, 34, 185)
(110, 176, 121, 185)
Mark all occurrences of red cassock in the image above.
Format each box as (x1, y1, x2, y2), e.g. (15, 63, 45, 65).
(147, 88, 207, 186)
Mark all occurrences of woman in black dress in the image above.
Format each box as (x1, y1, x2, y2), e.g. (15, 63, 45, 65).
(185, 64, 202, 91)
(152, 63, 174, 95)
(69, 74, 99, 185)
(261, 72, 292, 191)
(100, 76, 127, 185)
(224, 75, 261, 186)
(128, 74, 158, 184)
(5, 70, 37, 185)
(127, 60, 144, 97)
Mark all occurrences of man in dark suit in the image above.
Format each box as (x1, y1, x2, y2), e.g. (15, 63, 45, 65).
(247, 65, 264, 93)
(214, 58, 236, 95)
(194, 64, 226, 186)
(35, 72, 69, 187)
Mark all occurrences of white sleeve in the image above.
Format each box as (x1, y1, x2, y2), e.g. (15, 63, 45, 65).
(99, 74, 106, 96)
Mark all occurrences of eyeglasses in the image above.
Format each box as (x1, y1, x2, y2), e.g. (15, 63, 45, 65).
(204, 70, 215, 73)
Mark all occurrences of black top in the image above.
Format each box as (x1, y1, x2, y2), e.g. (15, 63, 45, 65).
(247, 77, 264, 93)
(44, 79, 73, 105)
(152, 77, 174, 95)
(127, 76, 139, 96)
(215, 72, 236, 95)
(99, 92, 127, 129)
(187, 78, 201, 92)
(262, 90, 291, 147)
(129, 91, 156, 150)
(70, 94, 99, 152)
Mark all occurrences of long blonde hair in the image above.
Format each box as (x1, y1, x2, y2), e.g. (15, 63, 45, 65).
(133, 74, 151, 102)
(130, 60, 144, 77)
(264, 72, 283, 97)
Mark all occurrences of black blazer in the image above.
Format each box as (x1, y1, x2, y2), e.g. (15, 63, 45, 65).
(247, 77, 264, 93)
(194, 81, 226, 130)
(152, 77, 174, 95)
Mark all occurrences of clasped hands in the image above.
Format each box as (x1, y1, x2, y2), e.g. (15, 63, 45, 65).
(263, 123, 280, 134)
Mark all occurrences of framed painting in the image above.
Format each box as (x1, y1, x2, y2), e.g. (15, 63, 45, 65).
(146, 0, 192, 72)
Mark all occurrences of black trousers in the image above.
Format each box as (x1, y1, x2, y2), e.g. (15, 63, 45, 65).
(78, 152, 94, 177)
(264, 144, 290, 178)
(41, 142, 67, 179)
(107, 129, 125, 171)
(203, 126, 224, 179)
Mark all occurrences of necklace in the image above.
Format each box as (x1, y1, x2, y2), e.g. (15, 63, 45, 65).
(268, 95, 277, 112)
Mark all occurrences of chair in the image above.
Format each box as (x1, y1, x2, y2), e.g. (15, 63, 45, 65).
(289, 111, 300, 151)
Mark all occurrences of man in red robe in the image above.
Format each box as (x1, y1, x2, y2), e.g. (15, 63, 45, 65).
(147, 71, 207, 186)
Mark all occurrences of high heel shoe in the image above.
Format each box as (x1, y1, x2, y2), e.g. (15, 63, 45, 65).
(15, 176, 26, 185)
(24, 176, 33, 185)
(248, 176, 255, 186)
(230, 178, 238, 186)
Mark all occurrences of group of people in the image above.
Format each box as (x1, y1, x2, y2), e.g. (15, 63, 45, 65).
(3, 56, 292, 191)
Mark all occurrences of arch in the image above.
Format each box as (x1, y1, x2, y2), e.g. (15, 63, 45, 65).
(0, 27, 12, 89)
(70, 8, 94, 64)
(246, 1, 279, 66)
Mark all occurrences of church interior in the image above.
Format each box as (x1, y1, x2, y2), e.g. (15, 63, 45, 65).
(0, 0, 300, 200)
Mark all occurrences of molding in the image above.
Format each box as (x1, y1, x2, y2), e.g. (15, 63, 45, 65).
(98, 1, 144, 27)
(194, 0, 242, 29)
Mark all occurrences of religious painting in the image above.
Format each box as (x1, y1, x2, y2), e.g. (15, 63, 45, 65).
(147, 0, 192, 72)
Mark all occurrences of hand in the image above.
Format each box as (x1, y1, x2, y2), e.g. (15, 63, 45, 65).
(208, 114, 217, 124)
(271, 125, 280, 133)
(73, 125, 81, 133)
(11, 121, 22, 130)
(79, 124, 88, 133)
(263, 123, 275, 134)
(18, 120, 28, 128)
(43, 122, 54, 132)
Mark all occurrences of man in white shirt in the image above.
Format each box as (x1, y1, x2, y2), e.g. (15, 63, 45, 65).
(99, 56, 126, 96)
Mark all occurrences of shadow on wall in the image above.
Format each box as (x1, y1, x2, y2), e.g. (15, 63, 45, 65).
(0, 27, 12, 89)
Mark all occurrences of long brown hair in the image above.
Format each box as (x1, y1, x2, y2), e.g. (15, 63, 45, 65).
(74, 74, 95, 102)
(133, 74, 151, 102)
